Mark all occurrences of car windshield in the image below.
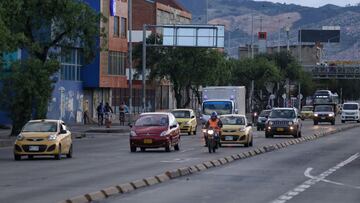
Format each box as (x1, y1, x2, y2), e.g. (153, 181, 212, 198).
(259, 110, 271, 117)
(172, 111, 191, 118)
(135, 115, 169, 127)
(221, 116, 245, 125)
(203, 101, 232, 115)
(22, 122, 58, 132)
(342, 104, 358, 110)
(302, 106, 313, 111)
(269, 109, 296, 119)
(315, 105, 333, 112)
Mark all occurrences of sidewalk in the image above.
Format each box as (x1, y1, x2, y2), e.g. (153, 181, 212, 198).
(0, 128, 14, 148)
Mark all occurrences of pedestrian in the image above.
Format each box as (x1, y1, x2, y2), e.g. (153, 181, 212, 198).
(83, 100, 90, 124)
(96, 102, 104, 126)
(119, 101, 128, 126)
(104, 102, 113, 128)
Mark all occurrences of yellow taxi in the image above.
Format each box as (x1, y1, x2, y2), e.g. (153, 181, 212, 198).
(219, 114, 253, 147)
(300, 106, 314, 120)
(171, 109, 197, 135)
(14, 119, 72, 160)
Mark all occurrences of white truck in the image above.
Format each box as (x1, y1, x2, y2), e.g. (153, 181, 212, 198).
(200, 86, 246, 124)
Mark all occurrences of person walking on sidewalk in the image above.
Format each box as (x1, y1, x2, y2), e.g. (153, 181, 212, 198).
(97, 102, 105, 126)
(83, 100, 90, 124)
(104, 102, 113, 128)
(119, 101, 128, 126)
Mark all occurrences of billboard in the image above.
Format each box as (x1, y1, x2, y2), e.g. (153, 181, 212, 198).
(298, 29, 340, 43)
(163, 25, 225, 48)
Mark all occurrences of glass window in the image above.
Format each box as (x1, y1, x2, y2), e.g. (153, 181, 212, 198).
(135, 114, 169, 127)
(22, 122, 58, 132)
(314, 105, 333, 112)
(269, 109, 296, 119)
(114, 16, 119, 37)
(120, 17, 127, 38)
(343, 104, 358, 110)
(221, 116, 245, 125)
(60, 49, 82, 81)
(171, 111, 190, 118)
(108, 51, 126, 75)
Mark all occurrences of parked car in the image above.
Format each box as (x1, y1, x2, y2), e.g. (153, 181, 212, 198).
(265, 108, 302, 138)
(14, 120, 72, 160)
(219, 114, 253, 147)
(171, 109, 197, 135)
(300, 106, 314, 120)
(257, 110, 271, 131)
(313, 105, 335, 125)
(341, 102, 360, 123)
(129, 112, 180, 152)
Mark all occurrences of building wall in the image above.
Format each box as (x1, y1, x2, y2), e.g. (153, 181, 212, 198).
(47, 80, 84, 123)
(133, 0, 156, 30)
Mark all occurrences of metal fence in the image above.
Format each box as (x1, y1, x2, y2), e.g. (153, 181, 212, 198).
(303, 65, 360, 79)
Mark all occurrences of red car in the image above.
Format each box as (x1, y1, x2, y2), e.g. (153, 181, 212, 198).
(129, 112, 181, 152)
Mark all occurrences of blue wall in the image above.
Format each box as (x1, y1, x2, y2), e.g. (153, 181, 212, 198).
(47, 80, 84, 124)
(81, 0, 101, 88)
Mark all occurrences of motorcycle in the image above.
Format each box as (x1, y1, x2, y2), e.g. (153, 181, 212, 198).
(202, 127, 220, 153)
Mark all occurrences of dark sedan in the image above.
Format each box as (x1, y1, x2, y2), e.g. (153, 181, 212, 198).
(257, 110, 271, 131)
(129, 113, 181, 152)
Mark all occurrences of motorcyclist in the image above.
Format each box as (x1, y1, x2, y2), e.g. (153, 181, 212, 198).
(204, 111, 223, 147)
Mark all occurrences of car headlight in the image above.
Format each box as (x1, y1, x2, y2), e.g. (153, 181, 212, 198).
(314, 113, 318, 117)
(239, 127, 246, 132)
(16, 134, 24, 141)
(48, 134, 57, 141)
(160, 131, 168, 137)
(288, 121, 294, 126)
(202, 129, 207, 133)
(207, 129, 214, 135)
(329, 113, 334, 117)
(130, 131, 137, 137)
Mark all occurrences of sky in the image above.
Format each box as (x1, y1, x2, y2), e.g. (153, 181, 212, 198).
(254, 0, 360, 8)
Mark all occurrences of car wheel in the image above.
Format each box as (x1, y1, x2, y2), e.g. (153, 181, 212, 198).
(341, 120, 345, 124)
(130, 146, 137, 152)
(54, 145, 62, 160)
(14, 154, 21, 161)
(28, 155, 34, 160)
(188, 127, 192, 135)
(66, 144, 73, 158)
(265, 133, 272, 138)
(313, 121, 318, 125)
(140, 147, 146, 152)
(174, 143, 180, 151)
(249, 137, 253, 147)
(165, 145, 171, 152)
(218, 142, 222, 148)
(331, 120, 335, 125)
(257, 127, 260, 131)
(298, 131, 302, 138)
(193, 126, 197, 135)
(357, 120, 360, 123)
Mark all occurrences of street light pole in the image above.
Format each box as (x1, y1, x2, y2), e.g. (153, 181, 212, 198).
(142, 24, 147, 112)
(251, 13, 254, 59)
(128, 0, 133, 122)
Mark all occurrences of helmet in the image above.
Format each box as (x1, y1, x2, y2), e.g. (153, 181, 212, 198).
(210, 111, 218, 120)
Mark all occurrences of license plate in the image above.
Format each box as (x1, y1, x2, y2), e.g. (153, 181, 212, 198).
(225, 136, 233, 141)
(144, 139, 152, 144)
(321, 117, 326, 119)
(29, 146, 39, 151)
(277, 128, 284, 132)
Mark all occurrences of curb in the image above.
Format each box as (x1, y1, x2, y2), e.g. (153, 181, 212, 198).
(61, 123, 360, 203)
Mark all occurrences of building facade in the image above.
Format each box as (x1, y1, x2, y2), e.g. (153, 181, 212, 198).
(132, 0, 192, 110)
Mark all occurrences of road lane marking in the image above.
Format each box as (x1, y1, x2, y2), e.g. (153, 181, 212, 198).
(160, 158, 199, 163)
(270, 153, 359, 203)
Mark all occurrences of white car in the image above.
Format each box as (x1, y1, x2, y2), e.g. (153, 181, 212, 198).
(341, 102, 360, 123)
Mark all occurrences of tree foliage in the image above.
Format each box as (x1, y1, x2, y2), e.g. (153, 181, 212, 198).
(0, 0, 105, 135)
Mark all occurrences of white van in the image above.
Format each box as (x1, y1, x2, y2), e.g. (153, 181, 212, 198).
(341, 102, 360, 123)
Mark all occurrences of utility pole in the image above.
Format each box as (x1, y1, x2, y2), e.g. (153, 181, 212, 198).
(142, 25, 147, 112)
(251, 13, 254, 59)
(286, 26, 290, 52)
(298, 83, 301, 110)
(278, 19, 281, 53)
(128, 0, 133, 122)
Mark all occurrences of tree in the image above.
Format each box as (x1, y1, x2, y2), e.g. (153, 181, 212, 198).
(133, 34, 227, 108)
(0, 0, 105, 135)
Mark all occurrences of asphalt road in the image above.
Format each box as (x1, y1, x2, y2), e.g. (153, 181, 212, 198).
(105, 126, 360, 203)
(0, 118, 356, 203)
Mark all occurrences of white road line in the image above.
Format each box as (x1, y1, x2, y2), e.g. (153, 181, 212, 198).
(270, 153, 360, 203)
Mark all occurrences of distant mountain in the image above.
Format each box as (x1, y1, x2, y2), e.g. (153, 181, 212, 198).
(178, 0, 360, 61)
